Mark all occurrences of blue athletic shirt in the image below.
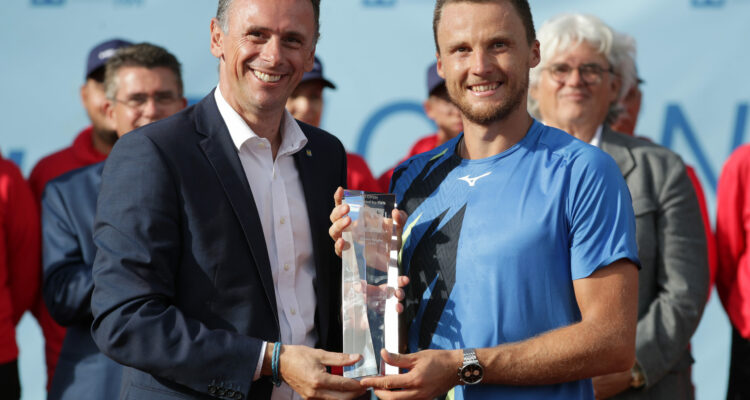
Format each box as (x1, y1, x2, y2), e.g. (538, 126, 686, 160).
(390, 120, 640, 400)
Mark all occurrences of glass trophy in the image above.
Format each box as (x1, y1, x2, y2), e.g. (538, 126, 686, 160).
(341, 190, 400, 378)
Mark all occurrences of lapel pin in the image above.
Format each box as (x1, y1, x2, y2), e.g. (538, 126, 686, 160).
(306, 149, 312, 157)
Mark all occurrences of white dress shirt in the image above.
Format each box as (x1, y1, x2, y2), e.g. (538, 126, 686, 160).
(589, 124, 604, 148)
(215, 87, 317, 400)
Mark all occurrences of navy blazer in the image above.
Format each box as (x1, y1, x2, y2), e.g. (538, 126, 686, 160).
(42, 162, 123, 400)
(90, 91, 346, 400)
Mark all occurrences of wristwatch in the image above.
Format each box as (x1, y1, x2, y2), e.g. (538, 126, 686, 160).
(457, 348, 484, 385)
(630, 363, 645, 389)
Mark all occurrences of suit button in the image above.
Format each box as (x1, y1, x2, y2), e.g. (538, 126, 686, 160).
(218, 388, 226, 396)
(226, 389, 235, 397)
(208, 385, 217, 395)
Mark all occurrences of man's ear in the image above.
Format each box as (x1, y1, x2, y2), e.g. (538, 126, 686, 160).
(80, 83, 89, 105)
(436, 52, 444, 79)
(103, 99, 117, 131)
(423, 99, 435, 120)
(529, 40, 541, 69)
(210, 18, 225, 59)
(305, 45, 317, 72)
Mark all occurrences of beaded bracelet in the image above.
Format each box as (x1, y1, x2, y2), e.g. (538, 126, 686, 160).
(271, 342, 282, 387)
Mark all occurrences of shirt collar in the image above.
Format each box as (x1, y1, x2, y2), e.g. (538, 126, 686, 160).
(214, 86, 308, 156)
(588, 125, 604, 148)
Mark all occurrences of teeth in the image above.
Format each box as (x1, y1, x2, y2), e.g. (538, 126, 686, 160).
(253, 70, 281, 83)
(470, 83, 500, 92)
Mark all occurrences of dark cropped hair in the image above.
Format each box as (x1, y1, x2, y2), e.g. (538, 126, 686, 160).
(104, 43, 183, 100)
(217, 0, 321, 42)
(433, 0, 536, 52)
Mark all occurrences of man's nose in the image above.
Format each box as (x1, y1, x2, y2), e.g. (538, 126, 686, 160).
(140, 97, 160, 119)
(565, 67, 586, 87)
(260, 37, 282, 66)
(470, 49, 493, 76)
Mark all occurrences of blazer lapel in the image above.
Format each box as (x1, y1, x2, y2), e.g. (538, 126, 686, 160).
(292, 125, 332, 347)
(600, 125, 636, 179)
(194, 92, 280, 333)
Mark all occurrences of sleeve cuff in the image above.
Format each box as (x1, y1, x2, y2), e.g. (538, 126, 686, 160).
(253, 341, 267, 381)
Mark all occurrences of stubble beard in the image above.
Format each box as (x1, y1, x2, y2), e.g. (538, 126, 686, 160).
(450, 70, 529, 125)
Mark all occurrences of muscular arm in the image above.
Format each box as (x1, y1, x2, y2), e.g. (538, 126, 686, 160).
(479, 259, 638, 385)
(362, 259, 638, 399)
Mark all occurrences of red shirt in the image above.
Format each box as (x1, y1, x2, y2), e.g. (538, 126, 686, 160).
(377, 134, 440, 192)
(27, 126, 106, 383)
(346, 153, 381, 193)
(28, 126, 107, 202)
(716, 144, 750, 337)
(0, 155, 40, 363)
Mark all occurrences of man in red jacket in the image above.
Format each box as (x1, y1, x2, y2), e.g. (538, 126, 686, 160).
(26, 38, 132, 388)
(716, 146, 750, 399)
(0, 153, 40, 399)
(286, 56, 381, 192)
(377, 62, 463, 191)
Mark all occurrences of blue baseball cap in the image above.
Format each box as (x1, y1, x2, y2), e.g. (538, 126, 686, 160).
(426, 61, 445, 96)
(301, 56, 336, 89)
(85, 38, 133, 80)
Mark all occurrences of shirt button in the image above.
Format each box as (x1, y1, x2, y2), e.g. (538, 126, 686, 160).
(280, 217, 286, 225)
(284, 263, 290, 271)
(290, 308, 296, 316)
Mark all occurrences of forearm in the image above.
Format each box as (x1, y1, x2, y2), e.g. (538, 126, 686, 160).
(478, 318, 634, 386)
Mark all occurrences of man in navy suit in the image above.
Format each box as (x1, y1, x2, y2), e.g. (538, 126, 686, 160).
(42, 42, 187, 400)
(90, 0, 367, 399)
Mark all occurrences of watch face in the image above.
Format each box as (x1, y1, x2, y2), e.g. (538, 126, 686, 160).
(460, 363, 483, 385)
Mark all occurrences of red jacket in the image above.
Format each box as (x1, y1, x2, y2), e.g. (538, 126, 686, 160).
(716, 144, 750, 337)
(0, 155, 40, 363)
(27, 126, 107, 384)
(377, 134, 440, 192)
(346, 153, 380, 193)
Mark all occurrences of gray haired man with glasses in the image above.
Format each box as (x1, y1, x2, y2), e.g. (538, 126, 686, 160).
(529, 13, 709, 400)
(103, 42, 187, 138)
(40, 42, 186, 400)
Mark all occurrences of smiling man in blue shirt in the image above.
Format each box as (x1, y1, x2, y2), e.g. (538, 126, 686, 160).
(330, 1, 640, 399)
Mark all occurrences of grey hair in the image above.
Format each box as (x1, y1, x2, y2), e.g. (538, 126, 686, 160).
(216, 0, 321, 42)
(104, 43, 183, 100)
(528, 13, 627, 123)
(216, 0, 232, 31)
(611, 32, 638, 101)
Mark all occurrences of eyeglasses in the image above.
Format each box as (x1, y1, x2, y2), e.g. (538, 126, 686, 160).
(544, 63, 614, 85)
(113, 92, 181, 110)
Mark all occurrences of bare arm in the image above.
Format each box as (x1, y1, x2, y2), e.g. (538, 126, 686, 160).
(361, 259, 639, 399)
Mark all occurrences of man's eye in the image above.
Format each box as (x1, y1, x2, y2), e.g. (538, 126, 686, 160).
(456, 47, 468, 53)
(551, 64, 571, 74)
(493, 42, 506, 49)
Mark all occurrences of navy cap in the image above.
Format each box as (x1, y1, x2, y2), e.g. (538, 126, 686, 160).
(426, 61, 445, 96)
(300, 56, 336, 89)
(85, 38, 133, 79)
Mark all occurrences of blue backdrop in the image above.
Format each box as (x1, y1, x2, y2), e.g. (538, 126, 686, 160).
(2, 0, 747, 398)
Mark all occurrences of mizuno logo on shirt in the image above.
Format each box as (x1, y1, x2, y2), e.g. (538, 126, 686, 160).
(458, 172, 491, 187)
